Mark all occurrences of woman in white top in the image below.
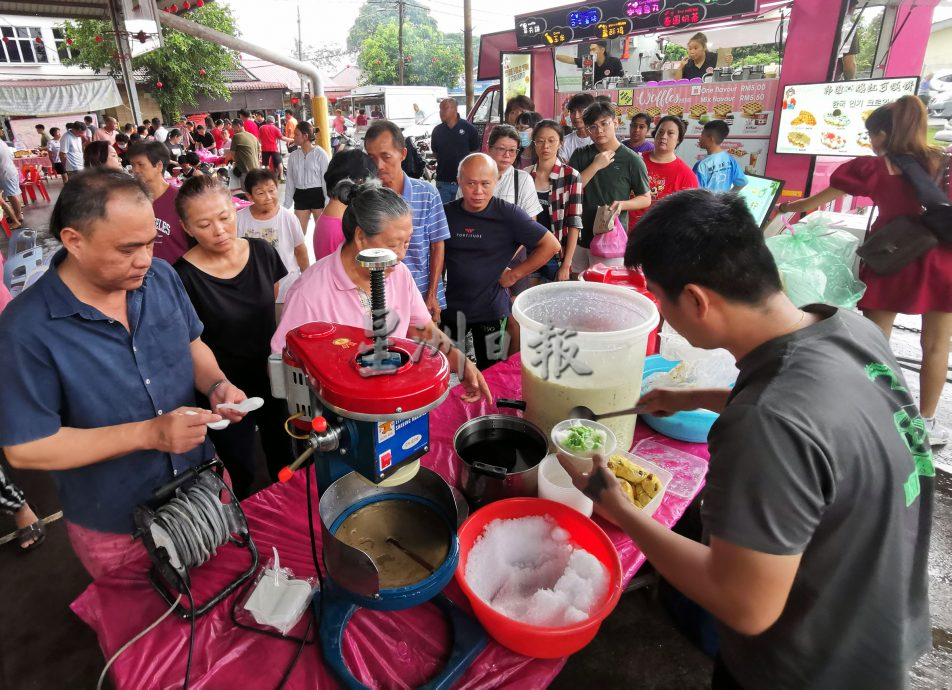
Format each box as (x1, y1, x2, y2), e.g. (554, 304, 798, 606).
(236, 168, 309, 307)
(284, 121, 331, 232)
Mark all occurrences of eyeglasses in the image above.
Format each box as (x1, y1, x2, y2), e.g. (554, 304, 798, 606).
(533, 138, 560, 147)
(491, 145, 519, 157)
(586, 120, 615, 133)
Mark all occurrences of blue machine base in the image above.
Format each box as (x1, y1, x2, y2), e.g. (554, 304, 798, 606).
(315, 583, 487, 690)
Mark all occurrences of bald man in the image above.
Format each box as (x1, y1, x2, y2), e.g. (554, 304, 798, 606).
(431, 98, 480, 204)
(442, 154, 561, 369)
(94, 117, 118, 145)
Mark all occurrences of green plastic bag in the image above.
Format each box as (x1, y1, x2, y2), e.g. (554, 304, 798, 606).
(766, 216, 866, 309)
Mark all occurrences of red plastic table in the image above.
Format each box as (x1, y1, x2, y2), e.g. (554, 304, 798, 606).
(72, 355, 709, 689)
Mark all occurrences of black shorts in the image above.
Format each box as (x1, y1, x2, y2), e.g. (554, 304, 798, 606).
(53, 162, 65, 175)
(261, 151, 283, 169)
(293, 187, 326, 211)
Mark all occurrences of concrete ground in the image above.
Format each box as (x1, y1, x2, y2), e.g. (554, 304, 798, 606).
(1, 177, 950, 689)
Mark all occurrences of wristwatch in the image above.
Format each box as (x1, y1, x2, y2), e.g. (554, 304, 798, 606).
(206, 378, 228, 400)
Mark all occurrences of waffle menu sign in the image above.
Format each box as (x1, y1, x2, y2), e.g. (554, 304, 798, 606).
(516, 0, 759, 48)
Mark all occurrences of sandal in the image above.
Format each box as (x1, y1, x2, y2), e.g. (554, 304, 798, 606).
(15, 503, 46, 552)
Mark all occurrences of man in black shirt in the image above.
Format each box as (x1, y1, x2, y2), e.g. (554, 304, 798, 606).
(561, 189, 933, 689)
(557, 41, 625, 82)
(430, 98, 480, 205)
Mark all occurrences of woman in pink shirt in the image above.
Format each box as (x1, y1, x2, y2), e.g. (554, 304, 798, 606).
(273, 181, 491, 403)
(313, 149, 378, 260)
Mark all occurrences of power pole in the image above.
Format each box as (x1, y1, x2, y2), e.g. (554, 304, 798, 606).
(297, 3, 306, 119)
(398, 0, 405, 86)
(464, 0, 473, 112)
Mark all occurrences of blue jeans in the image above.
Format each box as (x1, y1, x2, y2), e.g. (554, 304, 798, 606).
(436, 181, 458, 205)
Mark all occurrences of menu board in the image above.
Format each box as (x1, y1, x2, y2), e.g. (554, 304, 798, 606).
(679, 136, 769, 176)
(616, 79, 779, 138)
(775, 77, 919, 157)
(737, 174, 784, 228)
(501, 53, 533, 106)
(516, 0, 758, 49)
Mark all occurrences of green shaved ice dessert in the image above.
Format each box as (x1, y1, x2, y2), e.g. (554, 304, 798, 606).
(559, 425, 607, 454)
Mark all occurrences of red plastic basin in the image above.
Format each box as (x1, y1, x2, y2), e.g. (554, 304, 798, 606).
(454, 497, 623, 658)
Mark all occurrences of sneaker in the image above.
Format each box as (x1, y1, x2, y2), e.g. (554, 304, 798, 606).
(925, 417, 950, 447)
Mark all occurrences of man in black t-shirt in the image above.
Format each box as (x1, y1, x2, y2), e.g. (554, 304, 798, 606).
(430, 98, 480, 205)
(443, 153, 560, 369)
(560, 189, 933, 689)
(556, 40, 625, 82)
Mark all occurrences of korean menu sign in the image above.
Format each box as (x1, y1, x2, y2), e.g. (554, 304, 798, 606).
(776, 77, 919, 158)
(515, 0, 758, 49)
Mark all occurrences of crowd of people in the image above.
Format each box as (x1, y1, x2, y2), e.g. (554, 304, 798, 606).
(0, 86, 948, 689)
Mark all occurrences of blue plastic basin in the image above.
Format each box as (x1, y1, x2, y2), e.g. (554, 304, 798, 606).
(641, 355, 719, 443)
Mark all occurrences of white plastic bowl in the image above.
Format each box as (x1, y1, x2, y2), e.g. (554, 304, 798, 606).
(551, 419, 617, 462)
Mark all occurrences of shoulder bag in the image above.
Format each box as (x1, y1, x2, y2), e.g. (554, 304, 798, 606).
(855, 153, 950, 276)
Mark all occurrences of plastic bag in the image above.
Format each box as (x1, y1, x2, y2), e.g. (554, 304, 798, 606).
(653, 322, 738, 389)
(765, 215, 866, 309)
(590, 216, 627, 258)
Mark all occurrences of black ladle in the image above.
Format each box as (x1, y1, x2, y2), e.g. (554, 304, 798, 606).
(568, 405, 644, 422)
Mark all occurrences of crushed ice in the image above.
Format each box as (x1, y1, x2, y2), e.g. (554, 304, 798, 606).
(464, 515, 609, 627)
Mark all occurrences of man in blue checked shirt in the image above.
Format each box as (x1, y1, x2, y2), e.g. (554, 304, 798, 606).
(364, 119, 450, 322)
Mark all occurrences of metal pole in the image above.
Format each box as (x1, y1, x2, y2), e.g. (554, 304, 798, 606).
(109, 0, 142, 124)
(398, 0, 405, 86)
(157, 9, 330, 153)
(297, 3, 306, 119)
(464, 0, 473, 113)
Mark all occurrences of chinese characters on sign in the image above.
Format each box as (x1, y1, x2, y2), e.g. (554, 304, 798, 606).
(662, 6, 701, 27)
(519, 19, 543, 36)
(597, 19, 631, 39)
(625, 0, 661, 17)
(544, 29, 569, 45)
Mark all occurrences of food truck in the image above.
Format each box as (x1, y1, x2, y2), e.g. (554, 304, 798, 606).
(469, 0, 939, 203)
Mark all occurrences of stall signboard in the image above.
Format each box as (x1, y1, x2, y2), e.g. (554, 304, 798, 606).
(615, 79, 779, 137)
(516, 0, 759, 49)
(775, 77, 919, 157)
(501, 53, 533, 107)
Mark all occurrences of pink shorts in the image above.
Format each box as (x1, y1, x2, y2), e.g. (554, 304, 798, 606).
(66, 520, 148, 580)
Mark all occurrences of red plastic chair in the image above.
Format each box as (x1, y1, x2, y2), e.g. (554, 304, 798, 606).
(22, 166, 50, 203)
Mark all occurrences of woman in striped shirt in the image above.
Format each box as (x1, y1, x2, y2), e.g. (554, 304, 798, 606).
(284, 121, 331, 232)
(529, 119, 584, 281)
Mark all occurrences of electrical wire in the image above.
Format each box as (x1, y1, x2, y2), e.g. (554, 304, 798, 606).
(96, 594, 184, 690)
(285, 413, 310, 440)
(274, 611, 315, 690)
(182, 577, 196, 690)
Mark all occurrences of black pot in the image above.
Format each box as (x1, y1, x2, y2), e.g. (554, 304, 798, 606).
(453, 399, 549, 507)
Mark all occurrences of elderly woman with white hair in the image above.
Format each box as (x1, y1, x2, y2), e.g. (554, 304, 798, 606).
(273, 179, 492, 402)
(441, 153, 561, 370)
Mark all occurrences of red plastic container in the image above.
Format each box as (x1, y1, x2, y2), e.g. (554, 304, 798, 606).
(579, 264, 661, 354)
(454, 498, 623, 658)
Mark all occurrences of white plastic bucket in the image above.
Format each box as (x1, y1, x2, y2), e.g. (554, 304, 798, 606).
(513, 282, 660, 452)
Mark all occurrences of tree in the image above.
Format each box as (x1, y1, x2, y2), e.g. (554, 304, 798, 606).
(855, 10, 885, 78)
(358, 21, 464, 88)
(347, 0, 439, 52)
(292, 38, 356, 75)
(61, 5, 240, 119)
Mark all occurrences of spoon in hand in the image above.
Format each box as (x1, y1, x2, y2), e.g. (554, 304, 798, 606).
(568, 404, 645, 422)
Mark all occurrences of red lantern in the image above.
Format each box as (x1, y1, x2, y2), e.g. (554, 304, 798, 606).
(196, 0, 204, 6)
(199, 69, 206, 75)
(170, 4, 178, 12)
(137, 30, 147, 43)
(66, 38, 74, 45)
(35, 36, 42, 44)
(431, 57, 437, 63)
(1, 37, 8, 44)
(291, 97, 300, 105)
(94, 36, 103, 43)
(156, 81, 163, 88)
(182, 1, 191, 8)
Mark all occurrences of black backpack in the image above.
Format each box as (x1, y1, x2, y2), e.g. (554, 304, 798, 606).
(402, 136, 426, 179)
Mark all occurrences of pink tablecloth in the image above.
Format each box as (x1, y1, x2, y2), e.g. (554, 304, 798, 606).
(12, 155, 49, 172)
(71, 355, 708, 690)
